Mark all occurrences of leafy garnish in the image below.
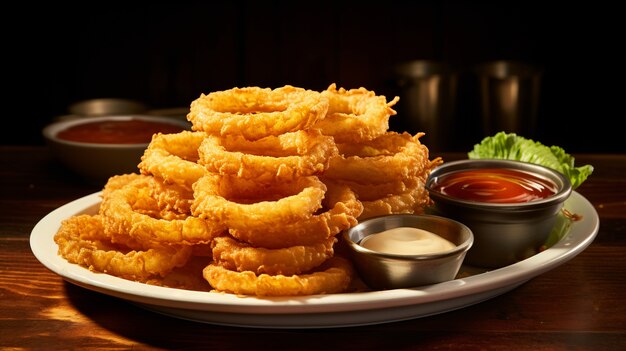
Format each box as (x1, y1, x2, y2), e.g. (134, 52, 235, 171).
(468, 132, 593, 189)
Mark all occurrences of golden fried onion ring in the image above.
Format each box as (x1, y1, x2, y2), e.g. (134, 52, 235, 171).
(102, 173, 193, 223)
(100, 174, 225, 245)
(212, 235, 336, 276)
(54, 214, 192, 280)
(358, 178, 432, 220)
(188, 85, 329, 141)
(138, 131, 207, 189)
(197, 129, 337, 182)
(143, 256, 213, 291)
(202, 256, 354, 296)
(101, 173, 143, 195)
(328, 177, 421, 201)
(191, 174, 327, 231)
(312, 83, 399, 143)
(228, 182, 362, 248)
(324, 132, 431, 183)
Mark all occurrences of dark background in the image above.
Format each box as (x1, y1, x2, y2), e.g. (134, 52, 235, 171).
(4, 1, 625, 153)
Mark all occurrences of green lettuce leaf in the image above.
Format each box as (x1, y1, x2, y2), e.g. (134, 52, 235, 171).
(468, 132, 593, 189)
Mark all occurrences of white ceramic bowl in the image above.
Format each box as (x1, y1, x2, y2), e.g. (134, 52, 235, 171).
(42, 115, 190, 184)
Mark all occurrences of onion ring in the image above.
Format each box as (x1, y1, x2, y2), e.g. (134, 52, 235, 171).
(358, 178, 432, 220)
(211, 235, 336, 276)
(138, 131, 207, 189)
(197, 129, 337, 182)
(228, 182, 362, 248)
(202, 256, 354, 296)
(191, 174, 326, 231)
(324, 132, 431, 183)
(100, 174, 226, 245)
(312, 83, 399, 143)
(188, 85, 329, 140)
(101, 173, 144, 196)
(143, 256, 213, 291)
(103, 173, 193, 221)
(327, 177, 421, 201)
(149, 179, 194, 219)
(54, 214, 192, 280)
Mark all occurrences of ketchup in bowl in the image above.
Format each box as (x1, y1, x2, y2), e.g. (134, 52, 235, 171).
(56, 119, 185, 144)
(430, 168, 558, 204)
(425, 159, 572, 268)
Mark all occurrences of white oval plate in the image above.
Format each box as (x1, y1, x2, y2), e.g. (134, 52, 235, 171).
(30, 191, 599, 328)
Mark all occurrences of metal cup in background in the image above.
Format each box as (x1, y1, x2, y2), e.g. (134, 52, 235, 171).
(394, 61, 457, 152)
(475, 61, 542, 137)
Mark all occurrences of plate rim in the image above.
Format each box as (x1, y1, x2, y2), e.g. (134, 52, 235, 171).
(30, 191, 599, 326)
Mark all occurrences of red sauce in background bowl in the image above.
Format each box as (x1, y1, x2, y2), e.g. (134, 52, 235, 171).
(430, 168, 557, 203)
(56, 119, 185, 144)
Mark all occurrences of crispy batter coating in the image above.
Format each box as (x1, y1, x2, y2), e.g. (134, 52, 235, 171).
(212, 235, 335, 276)
(138, 131, 207, 189)
(54, 214, 192, 280)
(100, 175, 226, 245)
(188, 85, 329, 140)
(227, 182, 362, 249)
(325, 132, 432, 183)
(203, 256, 354, 296)
(191, 174, 326, 231)
(313, 83, 399, 143)
(198, 129, 337, 183)
(358, 178, 432, 220)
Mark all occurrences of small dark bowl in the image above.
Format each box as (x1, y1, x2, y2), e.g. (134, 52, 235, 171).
(425, 159, 572, 268)
(342, 214, 473, 290)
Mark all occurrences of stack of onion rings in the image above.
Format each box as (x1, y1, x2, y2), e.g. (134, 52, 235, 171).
(53, 83, 442, 296)
(190, 173, 360, 295)
(323, 131, 442, 220)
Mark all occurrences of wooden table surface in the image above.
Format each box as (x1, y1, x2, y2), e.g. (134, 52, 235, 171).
(1, 146, 625, 350)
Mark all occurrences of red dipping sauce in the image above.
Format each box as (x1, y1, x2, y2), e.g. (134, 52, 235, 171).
(431, 168, 557, 203)
(56, 119, 185, 144)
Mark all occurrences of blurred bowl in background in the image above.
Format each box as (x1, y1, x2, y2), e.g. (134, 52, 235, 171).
(425, 159, 572, 268)
(69, 98, 148, 117)
(42, 115, 190, 184)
